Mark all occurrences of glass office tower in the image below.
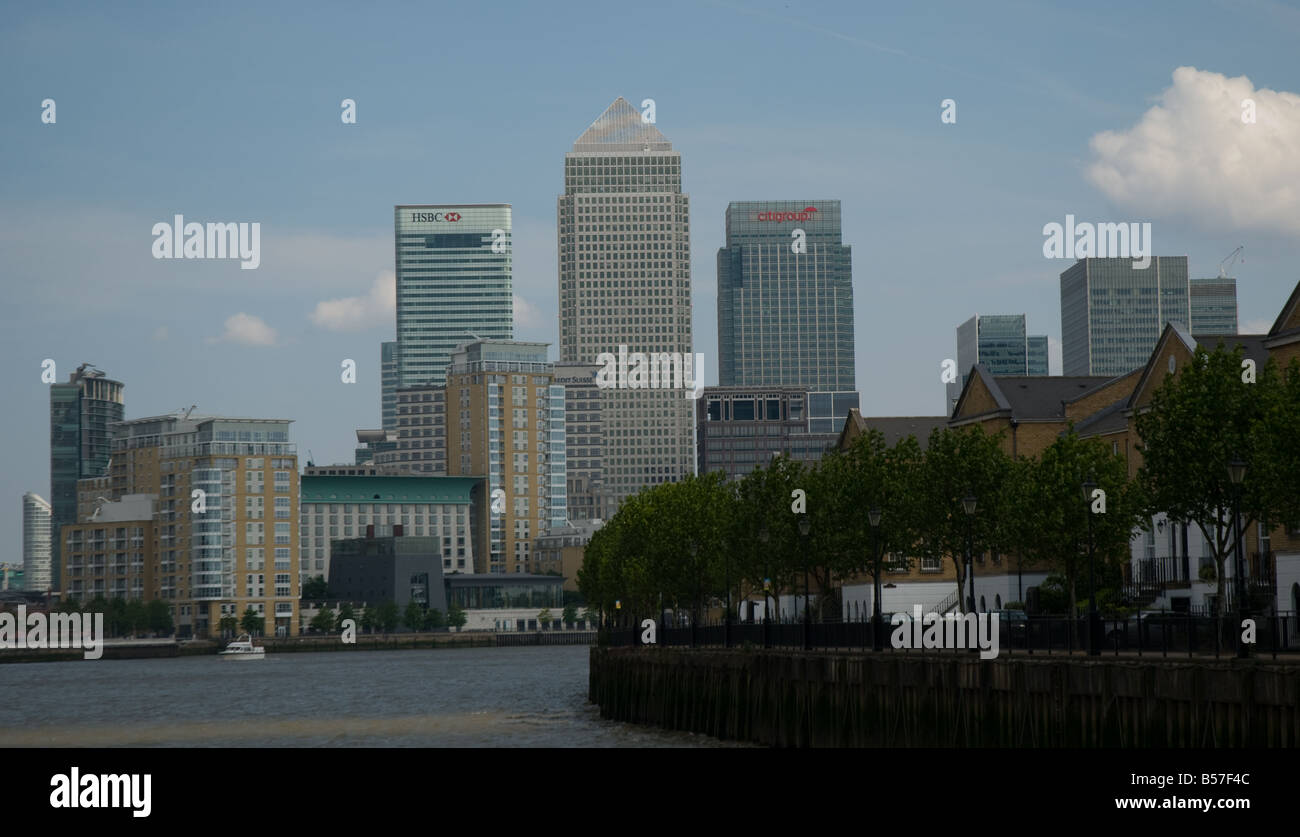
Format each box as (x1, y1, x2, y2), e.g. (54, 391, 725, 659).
(1060, 257, 1190, 377)
(49, 365, 124, 591)
(556, 97, 695, 509)
(945, 314, 1049, 415)
(717, 200, 854, 391)
(1190, 277, 1239, 336)
(395, 205, 512, 388)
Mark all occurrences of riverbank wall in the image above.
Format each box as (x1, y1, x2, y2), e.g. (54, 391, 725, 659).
(0, 630, 596, 663)
(588, 647, 1300, 747)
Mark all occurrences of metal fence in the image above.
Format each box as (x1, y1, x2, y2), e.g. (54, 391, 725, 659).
(600, 611, 1300, 659)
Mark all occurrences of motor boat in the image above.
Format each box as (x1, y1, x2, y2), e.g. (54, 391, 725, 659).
(219, 633, 265, 659)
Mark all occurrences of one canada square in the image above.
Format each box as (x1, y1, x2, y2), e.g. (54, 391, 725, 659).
(557, 98, 694, 508)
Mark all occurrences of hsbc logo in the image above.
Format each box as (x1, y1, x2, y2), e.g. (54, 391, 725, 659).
(410, 211, 461, 222)
(756, 207, 818, 222)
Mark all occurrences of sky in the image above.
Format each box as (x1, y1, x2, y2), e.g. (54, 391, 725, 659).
(3, 0, 1299, 557)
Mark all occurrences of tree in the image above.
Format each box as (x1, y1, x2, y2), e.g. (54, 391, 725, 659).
(58, 598, 81, 614)
(561, 604, 577, 627)
(538, 608, 552, 629)
(377, 601, 400, 635)
(913, 426, 1013, 612)
(311, 606, 336, 634)
(360, 606, 375, 634)
(336, 602, 355, 632)
(125, 599, 148, 636)
(1002, 430, 1141, 627)
(403, 599, 425, 633)
(87, 595, 109, 619)
(146, 600, 173, 635)
(240, 606, 264, 636)
(301, 575, 330, 599)
(447, 602, 467, 630)
(423, 608, 445, 630)
(107, 597, 128, 637)
(1136, 344, 1292, 609)
(218, 615, 239, 638)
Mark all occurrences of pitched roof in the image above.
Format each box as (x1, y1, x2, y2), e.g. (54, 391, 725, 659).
(572, 97, 673, 151)
(1269, 278, 1300, 337)
(994, 375, 1116, 420)
(1071, 399, 1129, 437)
(862, 416, 949, 449)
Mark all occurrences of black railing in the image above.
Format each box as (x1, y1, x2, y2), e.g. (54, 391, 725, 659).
(599, 611, 1300, 658)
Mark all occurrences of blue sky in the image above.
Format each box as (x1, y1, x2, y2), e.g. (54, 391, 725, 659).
(4, 0, 1299, 555)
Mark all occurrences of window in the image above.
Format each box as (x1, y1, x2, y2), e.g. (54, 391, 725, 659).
(274, 523, 291, 544)
(274, 497, 291, 519)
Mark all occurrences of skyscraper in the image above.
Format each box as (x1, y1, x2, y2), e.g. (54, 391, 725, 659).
(1060, 257, 1190, 377)
(49, 364, 124, 592)
(945, 314, 1050, 415)
(445, 339, 561, 574)
(395, 205, 512, 389)
(22, 492, 52, 592)
(557, 97, 694, 508)
(1190, 277, 1239, 336)
(717, 200, 854, 391)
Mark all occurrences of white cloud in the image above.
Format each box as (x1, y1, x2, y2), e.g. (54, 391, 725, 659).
(308, 271, 395, 332)
(152, 326, 169, 341)
(1241, 317, 1273, 335)
(210, 312, 277, 346)
(513, 294, 545, 331)
(1086, 67, 1300, 236)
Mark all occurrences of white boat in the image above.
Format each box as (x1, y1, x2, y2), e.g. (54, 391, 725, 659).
(219, 633, 265, 659)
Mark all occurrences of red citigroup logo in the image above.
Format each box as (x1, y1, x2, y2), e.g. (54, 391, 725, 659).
(756, 207, 818, 222)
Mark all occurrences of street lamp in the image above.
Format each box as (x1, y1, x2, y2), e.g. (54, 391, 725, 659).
(759, 527, 771, 648)
(1228, 457, 1248, 658)
(1082, 476, 1100, 656)
(962, 495, 977, 615)
(868, 507, 883, 651)
(799, 516, 811, 650)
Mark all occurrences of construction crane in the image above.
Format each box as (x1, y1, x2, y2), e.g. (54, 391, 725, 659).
(1218, 245, 1244, 279)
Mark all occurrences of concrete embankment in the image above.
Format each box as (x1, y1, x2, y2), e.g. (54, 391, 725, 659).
(0, 631, 596, 663)
(588, 647, 1300, 747)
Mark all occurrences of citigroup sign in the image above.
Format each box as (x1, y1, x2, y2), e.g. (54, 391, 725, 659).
(756, 207, 818, 222)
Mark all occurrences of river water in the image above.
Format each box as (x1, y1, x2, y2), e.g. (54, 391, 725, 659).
(0, 646, 732, 747)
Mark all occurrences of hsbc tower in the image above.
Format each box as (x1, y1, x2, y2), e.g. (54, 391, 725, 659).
(717, 200, 855, 396)
(394, 204, 513, 388)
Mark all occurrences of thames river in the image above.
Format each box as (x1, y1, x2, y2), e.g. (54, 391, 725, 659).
(0, 646, 732, 747)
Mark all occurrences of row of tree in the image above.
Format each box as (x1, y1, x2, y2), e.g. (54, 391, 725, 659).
(305, 600, 469, 635)
(578, 345, 1300, 622)
(54, 596, 174, 636)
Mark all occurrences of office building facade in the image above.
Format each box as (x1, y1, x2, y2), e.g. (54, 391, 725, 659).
(381, 341, 400, 431)
(328, 534, 448, 614)
(376, 386, 447, 475)
(1060, 257, 1190, 376)
(299, 474, 479, 586)
(945, 314, 1050, 415)
(717, 200, 854, 391)
(697, 386, 843, 479)
(557, 97, 695, 510)
(49, 364, 124, 592)
(22, 492, 52, 592)
(1190, 277, 1239, 336)
(553, 362, 606, 523)
(395, 204, 512, 389)
(446, 339, 560, 574)
(103, 414, 300, 637)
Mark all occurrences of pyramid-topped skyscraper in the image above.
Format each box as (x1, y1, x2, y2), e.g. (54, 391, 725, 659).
(558, 97, 695, 513)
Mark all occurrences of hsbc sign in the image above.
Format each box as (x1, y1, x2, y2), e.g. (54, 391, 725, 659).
(756, 206, 819, 222)
(410, 211, 462, 222)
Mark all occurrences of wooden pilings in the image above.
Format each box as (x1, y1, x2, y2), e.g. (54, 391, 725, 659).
(588, 648, 1300, 747)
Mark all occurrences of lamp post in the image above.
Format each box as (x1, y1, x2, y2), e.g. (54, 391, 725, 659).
(759, 527, 770, 648)
(1228, 457, 1248, 659)
(962, 495, 977, 614)
(1082, 476, 1100, 656)
(869, 507, 883, 651)
(689, 540, 699, 648)
(799, 516, 811, 650)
